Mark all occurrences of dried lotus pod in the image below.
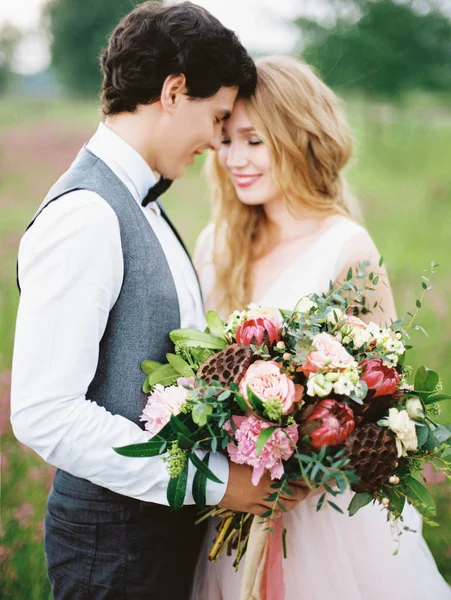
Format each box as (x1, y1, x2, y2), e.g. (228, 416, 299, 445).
(196, 344, 254, 386)
(344, 423, 399, 493)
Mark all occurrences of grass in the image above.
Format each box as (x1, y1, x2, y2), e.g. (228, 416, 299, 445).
(0, 93, 450, 597)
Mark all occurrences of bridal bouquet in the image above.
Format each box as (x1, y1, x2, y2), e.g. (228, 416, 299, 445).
(115, 261, 451, 570)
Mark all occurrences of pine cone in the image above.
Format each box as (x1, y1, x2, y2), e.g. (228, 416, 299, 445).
(197, 344, 254, 386)
(353, 392, 398, 425)
(344, 423, 398, 493)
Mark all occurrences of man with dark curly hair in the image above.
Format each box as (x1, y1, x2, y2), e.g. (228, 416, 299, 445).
(11, 2, 308, 598)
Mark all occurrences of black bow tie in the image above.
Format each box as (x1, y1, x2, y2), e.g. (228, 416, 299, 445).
(142, 176, 173, 207)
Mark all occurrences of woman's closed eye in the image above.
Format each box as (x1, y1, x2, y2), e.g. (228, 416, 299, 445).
(220, 138, 262, 146)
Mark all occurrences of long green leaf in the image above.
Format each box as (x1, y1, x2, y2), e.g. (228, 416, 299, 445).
(147, 364, 179, 388)
(423, 393, 451, 405)
(192, 452, 210, 509)
(234, 393, 252, 413)
(247, 386, 265, 414)
(166, 353, 195, 378)
(206, 310, 226, 339)
(142, 375, 151, 394)
(113, 437, 167, 457)
(406, 477, 436, 516)
(189, 452, 224, 484)
(170, 414, 192, 437)
(167, 459, 189, 511)
(170, 329, 227, 349)
(348, 492, 373, 516)
(256, 427, 277, 457)
(141, 360, 162, 375)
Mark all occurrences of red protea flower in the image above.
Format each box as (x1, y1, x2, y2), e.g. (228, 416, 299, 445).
(236, 317, 281, 347)
(306, 399, 355, 450)
(360, 358, 399, 398)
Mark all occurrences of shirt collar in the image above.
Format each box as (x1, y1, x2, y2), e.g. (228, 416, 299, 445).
(86, 123, 159, 211)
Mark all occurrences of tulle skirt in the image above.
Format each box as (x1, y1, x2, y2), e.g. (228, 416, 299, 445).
(191, 491, 451, 600)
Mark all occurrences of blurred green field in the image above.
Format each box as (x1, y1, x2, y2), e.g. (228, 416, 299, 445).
(0, 95, 450, 598)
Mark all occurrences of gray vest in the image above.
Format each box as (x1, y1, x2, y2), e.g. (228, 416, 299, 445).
(20, 147, 188, 502)
(23, 147, 182, 425)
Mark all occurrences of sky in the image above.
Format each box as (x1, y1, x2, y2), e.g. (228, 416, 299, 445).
(0, 0, 312, 74)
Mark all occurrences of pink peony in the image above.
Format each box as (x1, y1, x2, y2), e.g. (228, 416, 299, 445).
(306, 399, 355, 450)
(300, 333, 355, 376)
(360, 359, 399, 398)
(236, 307, 282, 347)
(224, 415, 299, 485)
(239, 360, 304, 415)
(140, 377, 195, 436)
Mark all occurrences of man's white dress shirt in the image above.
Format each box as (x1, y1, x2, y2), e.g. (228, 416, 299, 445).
(10, 123, 229, 505)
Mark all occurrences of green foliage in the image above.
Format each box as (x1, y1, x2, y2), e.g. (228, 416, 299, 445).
(0, 23, 21, 95)
(298, 0, 451, 99)
(45, 0, 157, 95)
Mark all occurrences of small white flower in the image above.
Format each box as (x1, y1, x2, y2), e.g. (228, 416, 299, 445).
(342, 335, 352, 345)
(334, 331, 343, 342)
(388, 408, 418, 457)
(333, 376, 356, 396)
(307, 373, 333, 398)
(225, 309, 247, 336)
(297, 296, 316, 314)
(367, 322, 388, 341)
(406, 398, 425, 420)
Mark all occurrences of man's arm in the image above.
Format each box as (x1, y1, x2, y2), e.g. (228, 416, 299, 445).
(10, 191, 227, 505)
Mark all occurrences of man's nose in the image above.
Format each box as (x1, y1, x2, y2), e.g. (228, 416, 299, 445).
(209, 128, 222, 152)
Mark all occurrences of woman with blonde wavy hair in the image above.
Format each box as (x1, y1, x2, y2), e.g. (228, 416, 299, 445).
(192, 56, 451, 600)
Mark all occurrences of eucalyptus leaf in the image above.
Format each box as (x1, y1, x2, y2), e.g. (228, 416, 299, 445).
(192, 403, 213, 427)
(431, 424, 451, 444)
(416, 423, 430, 447)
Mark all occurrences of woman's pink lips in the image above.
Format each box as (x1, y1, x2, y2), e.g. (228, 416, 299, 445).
(233, 174, 262, 188)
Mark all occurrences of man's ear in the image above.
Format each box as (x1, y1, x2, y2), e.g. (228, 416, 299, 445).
(160, 74, 187, 114)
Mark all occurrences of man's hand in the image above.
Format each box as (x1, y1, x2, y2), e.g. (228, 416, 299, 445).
(218, 462, 310, 515)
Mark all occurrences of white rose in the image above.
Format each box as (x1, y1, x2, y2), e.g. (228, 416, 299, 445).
(351, 328, 371, 349)
(406, 398, 425, 420)
(297, 297, 316, 314)
(388, 408, 418, 457)
(307, 373, 333, 398)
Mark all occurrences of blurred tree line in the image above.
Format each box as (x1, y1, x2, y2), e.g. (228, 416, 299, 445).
(298, 0, 451, 99)
(0, 23, 21, 94)
(44, 0, 451, 100)
(44, 0, 158, 96)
